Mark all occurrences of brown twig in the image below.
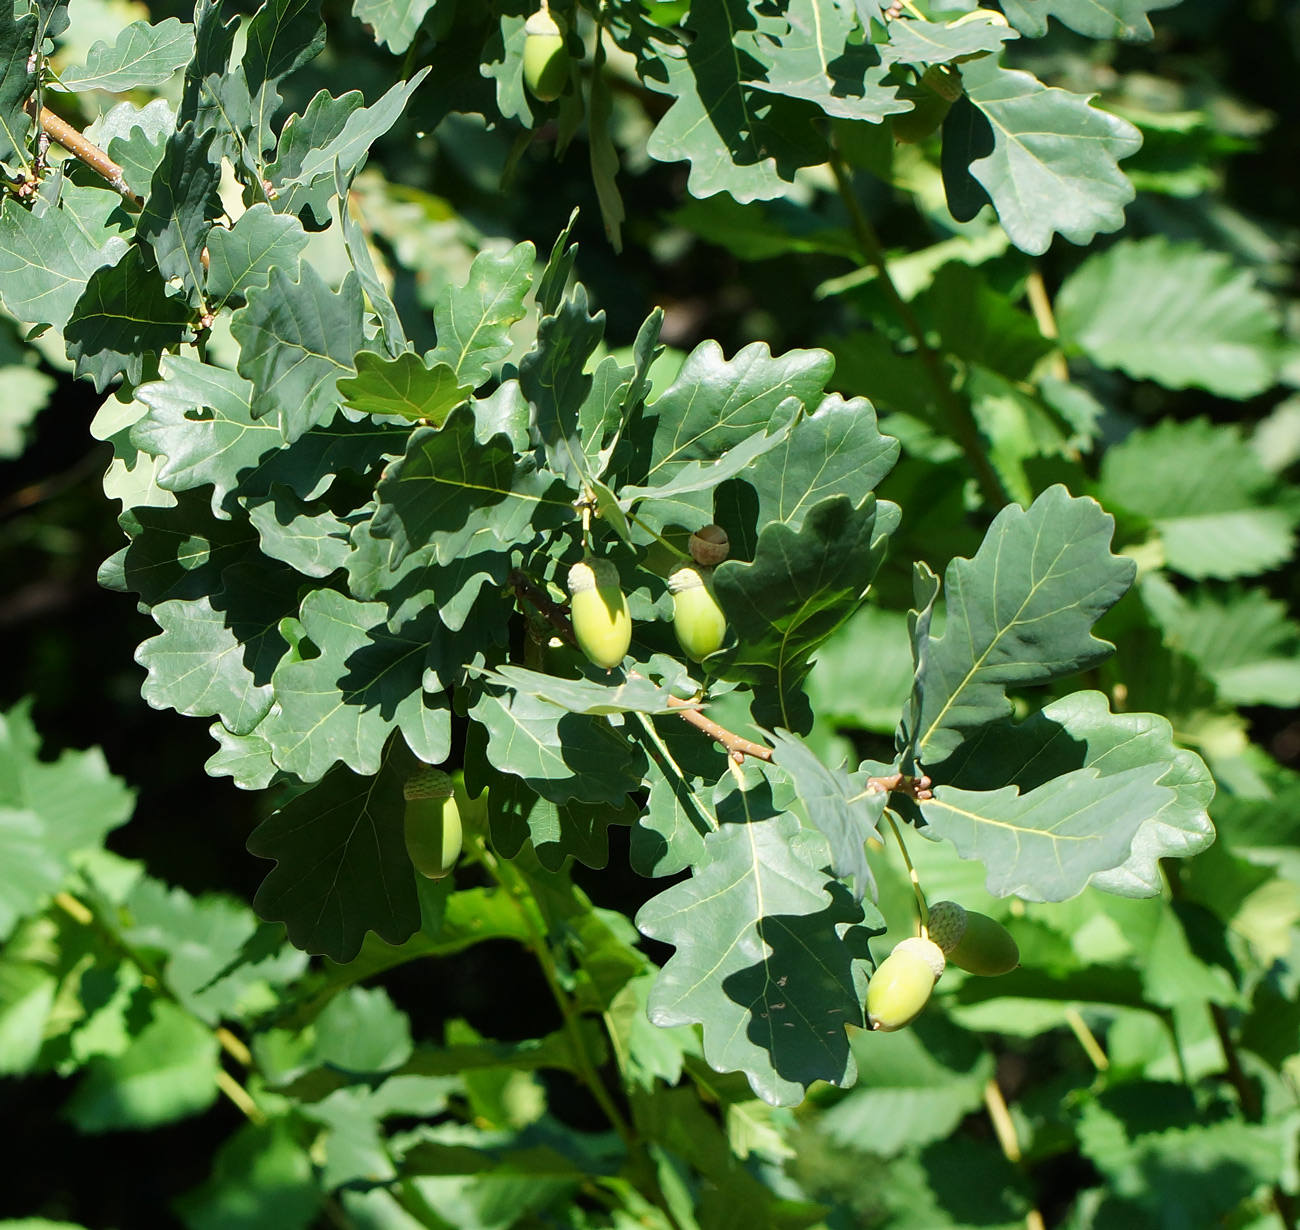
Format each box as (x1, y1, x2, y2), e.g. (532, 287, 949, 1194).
(25, 101, 142, 208)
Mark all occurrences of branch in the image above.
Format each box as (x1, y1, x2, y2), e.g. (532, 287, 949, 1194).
(25, 101, 142, 208)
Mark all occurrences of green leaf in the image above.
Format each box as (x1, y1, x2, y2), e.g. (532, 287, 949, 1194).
(955, 58, 1142, 256)
(65, 244, 193, 390)
(1142, 576, 1300, 708)
(0, 191, 130, 331)
(636, 804, 875, 1107)
(0, 5, 36, 168)
(0, 702, 135, 939)
(817, 1018, 994, 1157)
(136, 557, 299, 736)
(60, 18, 194, 92)
(246, 490, 352, 577)
(313, 985, 412, 1074)
(737, 0, 905, 122)
(520, 285, 606, 488)
(1099, 418, 1298, 580)
(589, 42, 625, 252)
(262, 590, 448, 782)
(631, 712, 725, 877)
(999, 0, 1177, 41)
(206, 723, 280, 791)
(232, 265, 364, 436)
(352, 0, 438, 53)
(122, 877, 305, 1023)
(425, 241, 534, 389)
(470, 688, 643, 808)
(903, 485, 1134, 765)
(339, 351, 471, 423)
(137, 122, 221, 293)
(204, 203, 309, 312)
(641, 341, 835, 493)
(808, 605, 915, 735)
(881, 14, 1018, 65)
(641, 1, 828, 202)
(369, 404, 573, 567)
(712, 494, 891, 731)
(930, 691, 1213, 898)
(769, 730, 885, 900)
(175, 1119, 320, 1230)
(106, 106, 173, 199)
(1056, 236, 1281, 399)
(484, 665, 685, 716)
(266, 70, 430, 220)
(264, 89, 361, 226)
(242, 0, 326, 155)
(914, 263, 1052, 384)
(1076, 1086, 1285, 1226)
(739, 393, 899, 531)
(919, 758, 1173, 902)
(65, 999, 220, 1132)
(247, 736, 420, 960)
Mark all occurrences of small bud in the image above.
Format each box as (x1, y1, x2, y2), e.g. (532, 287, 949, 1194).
(926, 901, 1019, 976)
(866, 936, 945, 1032)
(688, 524, 730, 566)
(668, 566, 728, 662)
(568, 557, 632, 670)
(404, 769, 461, 879)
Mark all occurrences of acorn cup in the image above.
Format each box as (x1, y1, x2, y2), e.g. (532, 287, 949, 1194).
(403, 768, 462, 880)
(523, 7, 570, 102)
(866, 936, 946, 1031)
(688, 524, 730, 566)
(668, 565, 728, 662)
(926, 901, 1020, 976)
(567, 556, 632, 670)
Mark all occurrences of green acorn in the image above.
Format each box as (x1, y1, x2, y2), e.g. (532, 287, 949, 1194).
(523, 8, 569, 103)
(568, 556, 631, 670)
(866, 936, 945, 1031)
(669, 565, 728, 662)
(926, 901, 1020, 976)
(403, 768, 462, 880)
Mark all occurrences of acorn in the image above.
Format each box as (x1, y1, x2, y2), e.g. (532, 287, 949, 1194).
(523, 7, 569, 103)
(668, 565, 727, 662)
(688, 524, 730, 567)
(926, 901, 1019, 976)
(567, 556, 631, 670)
(403, 768, 462, 879)
(866, 936, 946, 1031)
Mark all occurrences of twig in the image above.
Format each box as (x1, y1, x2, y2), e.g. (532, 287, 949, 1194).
(983, 1078, 1046, 1230)
(827, 143, 1008, 509)
(1024, 268, 1069, 384)
(665, 695, 774, 763)
(26, 102, 142, 208)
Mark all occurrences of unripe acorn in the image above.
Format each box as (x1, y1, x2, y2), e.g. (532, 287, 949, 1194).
(926, 901, 1020, 976)
(403, 768, 462, 880)
(688, 524, 730, 567)
(668, 565, 728, 662)
(523, 8, 569, 103)
(866, 936, 945, 1032)
(568, 557, 631, 670)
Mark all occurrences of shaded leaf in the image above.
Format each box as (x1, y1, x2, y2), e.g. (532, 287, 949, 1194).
(340, 351, 471, 423)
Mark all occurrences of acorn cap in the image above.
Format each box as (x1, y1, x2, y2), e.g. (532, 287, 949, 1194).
(892, 936, 947, 979)
(668, 565, 707, 595)
(926, 901, 968, 953)
(568, 557, 619, 595)
(689, 525, 730, 566)
(525, 7, 563, 35)
(404, 767, 454, 801)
